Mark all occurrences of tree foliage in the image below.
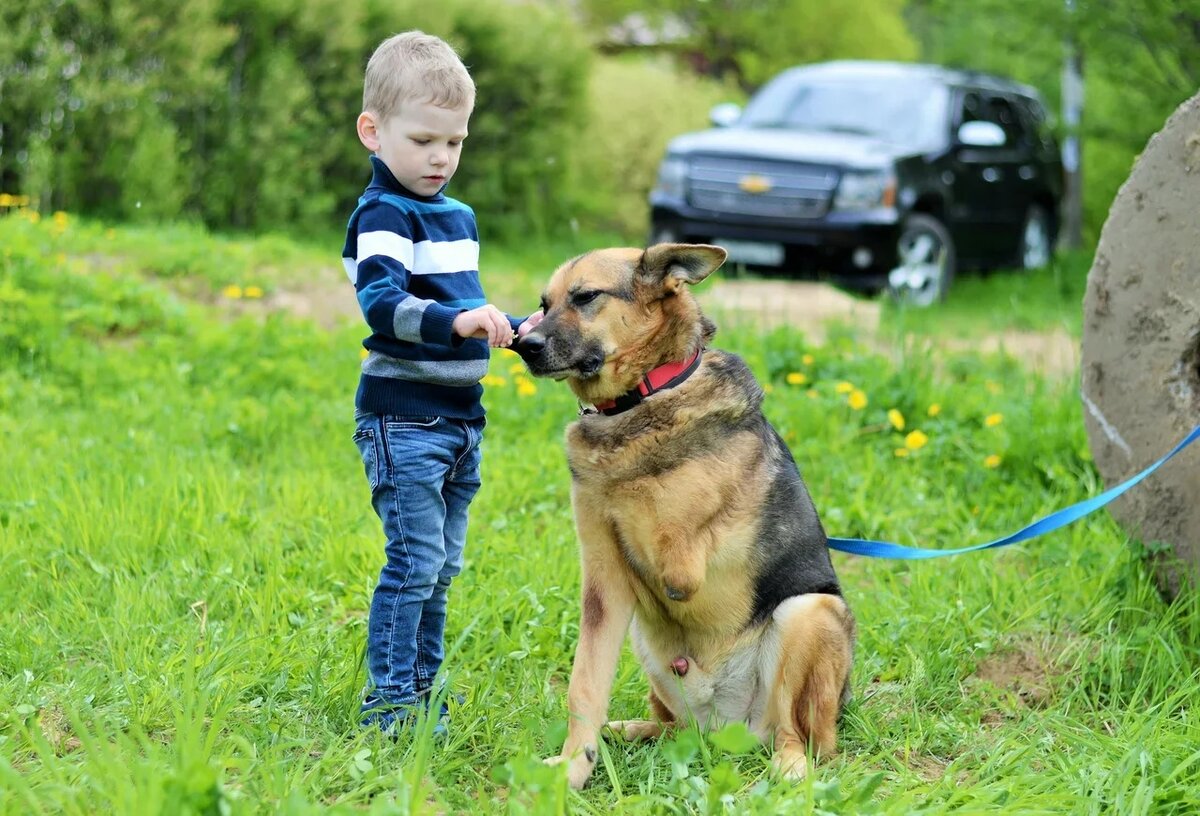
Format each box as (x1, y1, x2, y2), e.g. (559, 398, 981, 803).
(0, 0, 588, 238)
(909, 0, 1200, 238)
(580, 0, 917, 87)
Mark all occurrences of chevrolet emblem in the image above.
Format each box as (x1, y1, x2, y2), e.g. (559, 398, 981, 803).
(738, 174, 773, 194)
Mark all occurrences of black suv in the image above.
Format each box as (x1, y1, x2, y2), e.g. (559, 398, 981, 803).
(649, 61, 1063, 305)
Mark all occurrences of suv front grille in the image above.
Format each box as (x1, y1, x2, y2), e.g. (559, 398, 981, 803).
(686, 157, 838, 219)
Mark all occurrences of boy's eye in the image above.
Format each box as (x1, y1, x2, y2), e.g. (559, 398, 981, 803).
(412, 138, 430, 146)
(449, 141, 461, 148)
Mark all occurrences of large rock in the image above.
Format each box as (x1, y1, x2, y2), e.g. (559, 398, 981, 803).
(1081, 91, 1200, 599)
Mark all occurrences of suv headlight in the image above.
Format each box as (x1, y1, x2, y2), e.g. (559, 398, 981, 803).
(655, 156, 689, 199)
(833, 170, 896, 211)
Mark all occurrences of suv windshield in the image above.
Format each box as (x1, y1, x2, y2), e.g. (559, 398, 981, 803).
(740, 76, 950, 149)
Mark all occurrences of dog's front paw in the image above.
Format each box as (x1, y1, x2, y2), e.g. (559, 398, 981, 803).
(770, 749, 811, 782)
(544, 745, 597, 789)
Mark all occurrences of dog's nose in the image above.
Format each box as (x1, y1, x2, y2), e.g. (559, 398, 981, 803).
(515, 333, 544, 361)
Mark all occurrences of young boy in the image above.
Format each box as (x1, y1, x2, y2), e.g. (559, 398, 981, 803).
(343, 31, 539, 735)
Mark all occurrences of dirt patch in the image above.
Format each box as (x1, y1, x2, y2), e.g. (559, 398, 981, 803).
(245, 273, 1078, 377)
(701, 279, 1077, 377)
(701, 280, 881, 341)
(265, 282, 360, 330)
(975, 647, 1054, 708)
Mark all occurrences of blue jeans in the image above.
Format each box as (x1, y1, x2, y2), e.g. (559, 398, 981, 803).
(353, 411, 484, 710)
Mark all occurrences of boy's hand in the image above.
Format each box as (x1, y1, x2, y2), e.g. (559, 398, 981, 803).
(453, 305, 514, 347)
(517, 310, 544, 338)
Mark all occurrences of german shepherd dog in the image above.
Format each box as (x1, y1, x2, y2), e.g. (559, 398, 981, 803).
(516, 243, 855, 789)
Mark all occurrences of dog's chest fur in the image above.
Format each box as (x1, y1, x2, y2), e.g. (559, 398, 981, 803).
(565, 352, 771, 634)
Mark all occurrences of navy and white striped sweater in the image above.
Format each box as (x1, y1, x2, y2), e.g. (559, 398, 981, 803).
(343, 157, 522, 419)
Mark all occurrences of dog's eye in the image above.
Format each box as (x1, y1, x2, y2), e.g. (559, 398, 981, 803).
(573, 290, 602, 307)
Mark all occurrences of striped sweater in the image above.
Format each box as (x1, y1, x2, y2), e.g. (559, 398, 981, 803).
(342, 156, 522, 419)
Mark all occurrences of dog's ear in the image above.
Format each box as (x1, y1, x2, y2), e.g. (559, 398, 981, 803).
(637, 243, 727, 291)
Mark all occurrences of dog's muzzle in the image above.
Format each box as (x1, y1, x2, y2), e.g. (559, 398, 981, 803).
(515, 333, 604, 380)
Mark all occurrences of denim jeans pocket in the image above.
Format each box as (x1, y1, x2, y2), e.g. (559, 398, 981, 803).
(383, 416, 440, 430)
(352, 426, 383, 491)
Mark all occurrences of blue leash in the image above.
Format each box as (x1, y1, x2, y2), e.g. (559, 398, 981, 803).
(826, 423, 1200, 559)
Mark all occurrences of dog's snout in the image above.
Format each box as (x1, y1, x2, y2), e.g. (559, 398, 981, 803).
(515, 333, 544, 362)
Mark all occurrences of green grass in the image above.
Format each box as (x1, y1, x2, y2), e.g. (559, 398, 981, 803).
(880, 252, 1091, 340)
(1, 212, 1198, 814)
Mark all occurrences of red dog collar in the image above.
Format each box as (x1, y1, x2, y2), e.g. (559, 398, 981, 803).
(592, 349, 703, 416)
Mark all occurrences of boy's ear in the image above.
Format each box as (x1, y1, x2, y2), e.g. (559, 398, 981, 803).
(637, 243, 728, 292)
(356, 112, 380, 152)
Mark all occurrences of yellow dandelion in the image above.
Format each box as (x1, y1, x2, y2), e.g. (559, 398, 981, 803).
(802, 354, 815, 366)
(807, 389, 819, 399)
(894, 448, 910, 458)
(928, 403, 941, 417)
(835, 381, 854, 394)
(905, 430, 929, 450)
(785, 372, 808, 386)
(517, 380, 537, 397)
(984, 454, 1002, 468)
(244, 285, 264, 298)
(360, 348, 369, 360)
(222, 284, 243, 299)
(25, 210, 40, 224)
(763, 382, 775, 394)
(52, 211, 68, 230)
(509, 362, 526, 375)
(481, 374, 507, 387)
(984, 413, 1003, 428)
(0, 193, 13, 207)
(848, 389, 868, 410)
(498, 347, 519, 357)
(887, 408, 905, 431)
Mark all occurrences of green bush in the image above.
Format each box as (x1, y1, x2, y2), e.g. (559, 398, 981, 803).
(0, 0, 588, 239)
(567, 55, 742, 240)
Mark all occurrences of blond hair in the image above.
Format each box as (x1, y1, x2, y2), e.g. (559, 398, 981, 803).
(363, 31, 475, 118)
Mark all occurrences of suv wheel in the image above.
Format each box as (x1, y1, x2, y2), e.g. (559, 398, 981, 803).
(1018, 205, 1052, 270)
(887, 214, 956, 307)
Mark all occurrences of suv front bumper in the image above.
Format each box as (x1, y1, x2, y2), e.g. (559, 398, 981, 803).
(651, 196, 902, 284)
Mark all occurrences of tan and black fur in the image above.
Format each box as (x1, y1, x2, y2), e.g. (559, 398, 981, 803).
(517, 244, 855, 788)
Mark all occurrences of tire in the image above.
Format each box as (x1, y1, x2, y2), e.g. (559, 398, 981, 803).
(1017, 204, 1053, 270)
(887, 213, 956, 307)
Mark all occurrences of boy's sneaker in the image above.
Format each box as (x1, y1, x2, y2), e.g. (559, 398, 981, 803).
(417, 688, 465, 739)
(360, 691, 461, 739)
(359, 696, 421, 738)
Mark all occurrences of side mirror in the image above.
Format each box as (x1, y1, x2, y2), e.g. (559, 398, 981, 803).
(956, 120, 1006, 148)
(709, 102, 742, 128)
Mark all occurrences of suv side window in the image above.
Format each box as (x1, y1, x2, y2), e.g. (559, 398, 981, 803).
(988, 96, 1032, 150)
(956, 90, 1033, 152)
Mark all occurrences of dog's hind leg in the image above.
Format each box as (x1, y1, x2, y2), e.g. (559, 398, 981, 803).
(606, 686, 680, 741)
(765, 593, 855, 781)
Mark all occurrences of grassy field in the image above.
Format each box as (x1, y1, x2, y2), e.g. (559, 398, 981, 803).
(1, 211, 1198, 814)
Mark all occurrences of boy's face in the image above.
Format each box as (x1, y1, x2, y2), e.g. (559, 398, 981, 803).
(357, 99, 470, 197)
